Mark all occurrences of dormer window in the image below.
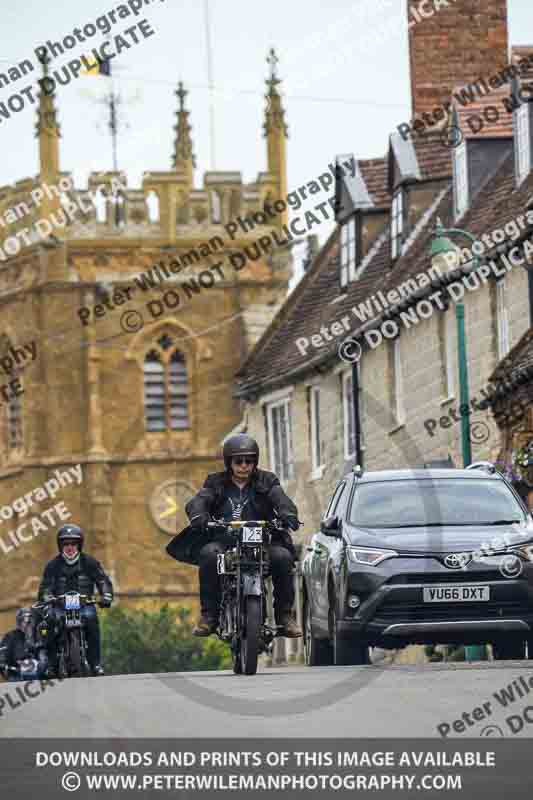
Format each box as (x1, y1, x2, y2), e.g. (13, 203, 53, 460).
(516, 102, 531, 185)
(340, 216, 356, 288)
(453, 141, 469, 219)
(391, 189, 404, 260)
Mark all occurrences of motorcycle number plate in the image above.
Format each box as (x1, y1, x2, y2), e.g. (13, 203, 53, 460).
(65, 594, 81, 610)
(242, 527, 262, 543)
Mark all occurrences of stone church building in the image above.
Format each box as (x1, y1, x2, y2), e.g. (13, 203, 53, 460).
(0, 54, 292, 629)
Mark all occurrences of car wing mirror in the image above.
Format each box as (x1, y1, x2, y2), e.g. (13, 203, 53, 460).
(320, 516, 341, 537)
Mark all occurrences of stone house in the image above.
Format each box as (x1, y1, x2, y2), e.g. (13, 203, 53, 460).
(234, 0, 533, 653)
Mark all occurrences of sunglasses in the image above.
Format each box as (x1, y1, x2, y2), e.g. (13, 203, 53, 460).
(232, 456, 256, 466)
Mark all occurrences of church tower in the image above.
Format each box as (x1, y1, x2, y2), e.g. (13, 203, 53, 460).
(0, 51, 294, 630)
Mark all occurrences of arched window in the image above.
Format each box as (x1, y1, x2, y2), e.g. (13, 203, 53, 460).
(143, 334, 189, 432)
(7, 380, 23, 450)
(210, 190, 221, 224)
(146, 191, 160, 223)
(0, 336, 23, 454)
(94, 188, 107, 223)
(113, 191, 126, 228)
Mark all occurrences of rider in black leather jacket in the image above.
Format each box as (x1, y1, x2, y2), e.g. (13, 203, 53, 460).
(167, 434, 302, 638)
(37, 524, 113, 676)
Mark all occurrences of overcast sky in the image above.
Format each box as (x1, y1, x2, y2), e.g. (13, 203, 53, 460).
(1, 0, 532, 277)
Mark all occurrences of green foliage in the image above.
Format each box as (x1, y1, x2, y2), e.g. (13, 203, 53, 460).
(100, 604, 232, 675)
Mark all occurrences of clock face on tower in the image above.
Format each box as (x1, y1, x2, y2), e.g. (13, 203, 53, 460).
(149, 479, 196, 536)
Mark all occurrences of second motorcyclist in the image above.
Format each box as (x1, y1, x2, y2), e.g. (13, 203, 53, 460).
(37, 524, 114, 676)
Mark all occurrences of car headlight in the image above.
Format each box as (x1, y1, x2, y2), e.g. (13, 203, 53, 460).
(346, 546, 398, 566)
(508, 543, 533, 561)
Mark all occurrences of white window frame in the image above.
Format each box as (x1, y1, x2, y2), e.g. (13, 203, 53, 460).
(266, 397, 294, 483)
(342, 371, 356, 460)
(309, 386, 324, 479)
(340, 216, 357, 288)
(496, 279, 510, 360)
(393, 337, 406, 426)
(391, 189, 404, 260)
(516, 103, 531, 185)
(453, 141, 469, 220)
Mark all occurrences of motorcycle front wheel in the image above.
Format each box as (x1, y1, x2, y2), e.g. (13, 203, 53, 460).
(240, 596, 261, 676)
(68, 629, 83, 676)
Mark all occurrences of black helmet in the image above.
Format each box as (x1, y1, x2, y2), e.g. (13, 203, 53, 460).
(223, 434, 259, 470)
(57, 524, 84, 553)
(16, 608, 32, 631)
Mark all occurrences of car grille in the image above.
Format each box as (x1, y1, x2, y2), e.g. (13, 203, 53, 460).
(375, 600, 532, 623)
(387, 572, 509, 585)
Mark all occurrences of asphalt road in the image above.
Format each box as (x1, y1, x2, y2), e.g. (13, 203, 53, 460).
(2, 661, 533, 738)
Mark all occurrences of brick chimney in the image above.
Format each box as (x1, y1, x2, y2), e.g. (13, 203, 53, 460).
(408, 0, 509, 120)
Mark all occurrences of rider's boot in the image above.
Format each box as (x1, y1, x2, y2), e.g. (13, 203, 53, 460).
(277, 611, 302, 638)
(193, 613, 218, 637)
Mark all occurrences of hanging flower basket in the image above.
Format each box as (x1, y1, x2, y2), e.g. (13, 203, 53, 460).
(512, 443, 533, 488)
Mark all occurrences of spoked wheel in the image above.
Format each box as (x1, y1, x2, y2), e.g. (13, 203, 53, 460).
(57, 649, 68, 680)
(304, 601, 333, 666)
(68, 630, 83, 676)
(240, 596, 261, 675)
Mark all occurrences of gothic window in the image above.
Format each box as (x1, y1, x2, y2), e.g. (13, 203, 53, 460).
(7, 380, 23, 450)
(143, 335, 189, 432)
(0, 336, 23, 455)
(94, 188, 107, 223)
(113, 191, 126, 228)
(210, 190, 221, 224)
(146, 191, 160, 223)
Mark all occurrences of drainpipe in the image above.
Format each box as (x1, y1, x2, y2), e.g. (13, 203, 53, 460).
(456, 304, 472, 467)
(352, 362, 363, 468)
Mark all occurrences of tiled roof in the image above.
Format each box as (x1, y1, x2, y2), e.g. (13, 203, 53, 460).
(453, 84, 514, 139)
(236, 107, 533, 399)
(358, 158, 390, 208)
(411, 133, 453, 181)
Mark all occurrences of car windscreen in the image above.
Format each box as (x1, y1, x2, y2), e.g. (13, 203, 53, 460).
(348, 478, 526, 528)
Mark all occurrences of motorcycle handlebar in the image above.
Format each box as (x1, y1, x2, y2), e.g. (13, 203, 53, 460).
(206, 519, 283, 532)
(33, 594, 97, 608)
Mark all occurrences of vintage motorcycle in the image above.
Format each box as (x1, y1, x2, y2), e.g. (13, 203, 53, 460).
(209, 518, 288, 676)
(4, 654, 47, 682)
(33, 592, 97, 679)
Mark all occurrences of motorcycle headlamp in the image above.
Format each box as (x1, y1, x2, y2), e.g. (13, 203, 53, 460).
(346, 546, 398, 567)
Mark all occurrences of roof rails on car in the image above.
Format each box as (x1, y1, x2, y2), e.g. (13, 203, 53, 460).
(352, 464, 363, 478)
(466, 461, 497, 475)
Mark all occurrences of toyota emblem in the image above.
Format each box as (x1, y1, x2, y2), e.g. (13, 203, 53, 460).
(444, 553, 471, 569)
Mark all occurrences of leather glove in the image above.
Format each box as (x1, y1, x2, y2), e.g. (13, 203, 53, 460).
(278, 514, 300, 532)
(189, 513, 211, 532)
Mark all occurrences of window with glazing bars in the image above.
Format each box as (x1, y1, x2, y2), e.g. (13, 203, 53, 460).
(144, 346, 189, 431)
